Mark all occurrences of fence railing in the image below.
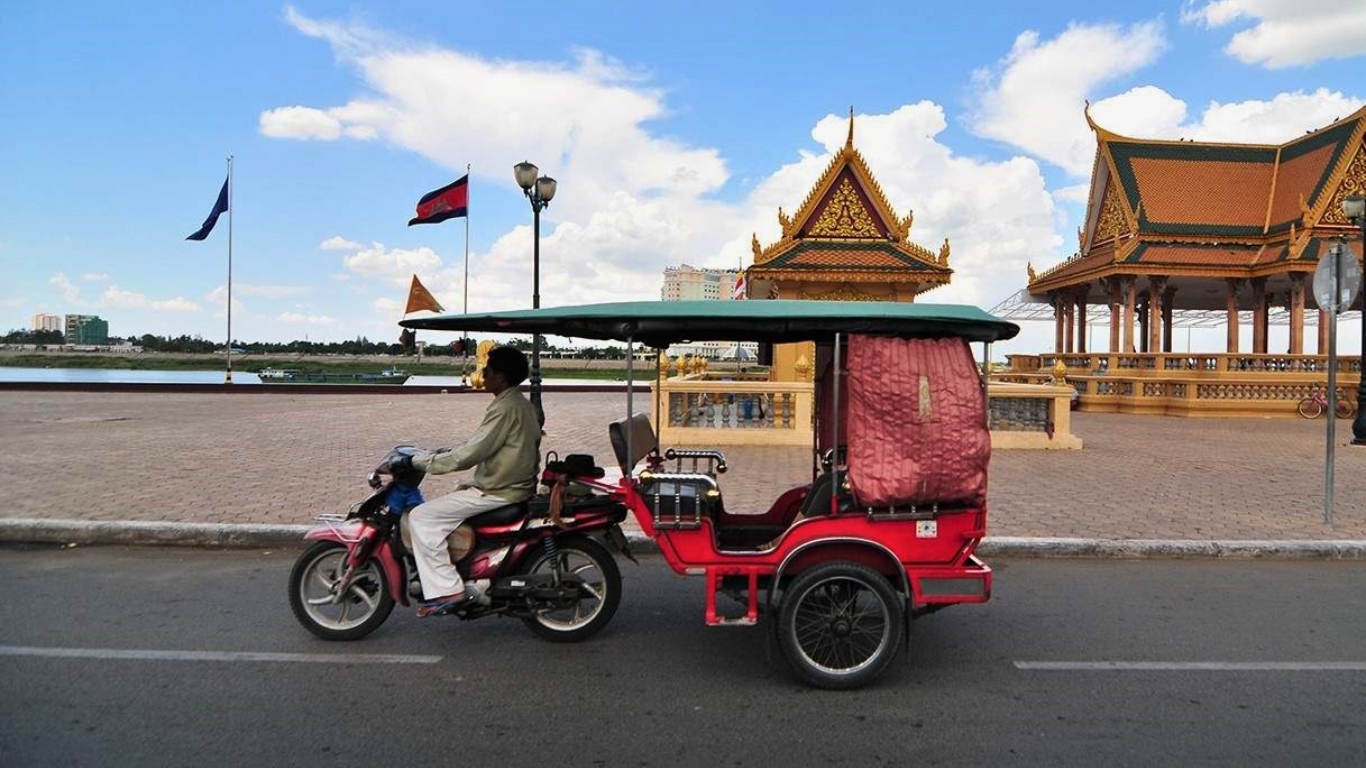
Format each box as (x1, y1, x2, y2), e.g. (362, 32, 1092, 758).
(650, 376, 1080, 449)
(1005, 353, 1362, 417)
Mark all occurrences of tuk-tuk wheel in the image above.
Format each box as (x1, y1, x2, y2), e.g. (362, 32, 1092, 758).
(777, 561, 903, 690)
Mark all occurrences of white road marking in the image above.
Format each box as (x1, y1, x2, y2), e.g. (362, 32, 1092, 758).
(1015, 661, 1366, 671)
(0, 645, 441, 664)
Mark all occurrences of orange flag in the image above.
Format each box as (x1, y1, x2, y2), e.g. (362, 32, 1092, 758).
(404, 275, 445, 314)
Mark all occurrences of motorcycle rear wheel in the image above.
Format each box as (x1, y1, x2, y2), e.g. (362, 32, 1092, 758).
(777, 561, 903, 690)
(519, 535, 621, 643)
(289, 541, 395, 641)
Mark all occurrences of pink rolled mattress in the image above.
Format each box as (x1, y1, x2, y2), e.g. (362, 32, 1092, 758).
(845, 335, 989, 508)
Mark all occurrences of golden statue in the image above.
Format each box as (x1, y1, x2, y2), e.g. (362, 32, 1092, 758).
(751, 233, 762, 260)
(939, 238, 951, 266)
(470, 340, 497, 389)
(1027, 262, 1037, 283)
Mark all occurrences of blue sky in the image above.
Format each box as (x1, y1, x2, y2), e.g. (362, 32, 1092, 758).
(2, 1, 1364, 354)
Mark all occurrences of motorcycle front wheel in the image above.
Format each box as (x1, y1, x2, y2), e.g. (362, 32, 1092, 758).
(519, 535, 621, 643)
(289, 541, 395, 641)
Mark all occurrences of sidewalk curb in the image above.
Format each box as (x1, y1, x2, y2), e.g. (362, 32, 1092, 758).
(3, 519, 1366, 559)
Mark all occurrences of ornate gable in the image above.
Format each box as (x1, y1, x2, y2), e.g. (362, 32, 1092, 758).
(802, 171, 888, 239)
(751, 109, 949, 285)
(1313, 126, 1366, 227)
(1092, 179, 1129, 246)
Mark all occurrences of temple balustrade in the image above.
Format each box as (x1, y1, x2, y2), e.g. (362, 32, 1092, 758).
(998, 353, 1362, 417)
(649, 372, 1080, 449)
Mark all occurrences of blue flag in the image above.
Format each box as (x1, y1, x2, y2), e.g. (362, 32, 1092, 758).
(186, 176, 229, 241)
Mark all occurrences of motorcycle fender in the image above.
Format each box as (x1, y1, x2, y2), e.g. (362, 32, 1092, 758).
(304, 520, 366, 543)
(302, 522, 408, 606)
(372, 539, 409, 606)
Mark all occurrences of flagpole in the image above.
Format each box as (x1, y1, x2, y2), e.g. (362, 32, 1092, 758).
(462, 163, 471, 386)
(225, 154, 234, 384)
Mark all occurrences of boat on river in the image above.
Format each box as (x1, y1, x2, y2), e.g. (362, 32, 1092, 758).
(258, 368, 302, 381)
(259, 367, 409, 385)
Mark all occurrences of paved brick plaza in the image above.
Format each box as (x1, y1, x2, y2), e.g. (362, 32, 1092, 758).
(3, 390, 1363, 540)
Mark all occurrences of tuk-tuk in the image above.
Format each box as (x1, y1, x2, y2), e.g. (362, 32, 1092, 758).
(403, 299, 1018, 689)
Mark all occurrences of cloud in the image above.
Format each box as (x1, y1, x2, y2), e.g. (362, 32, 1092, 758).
(1086, 86, 1364, 144)
(81, 272, 111, 282)
(969, 21, 1167, 176)
(262, 13, 1063, 333)
(278, 312, 337, 325)
(338, 241, 445, 287)
(236, 283, 311, 300)
(968, 20, 1364, 175)
(49, 272, 82, 304)
(1183, 0, 1366, 68)
(101, 285, 200, 312)
(259, 106, 344, 141)
(1052, 184, 1092, 205)
(320, 236, 363, 251)
(206, 285, 245, 315)
(265, 8, 728, 212)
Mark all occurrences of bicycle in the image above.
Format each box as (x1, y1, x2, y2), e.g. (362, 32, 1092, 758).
(1297, 386, 1356, 420)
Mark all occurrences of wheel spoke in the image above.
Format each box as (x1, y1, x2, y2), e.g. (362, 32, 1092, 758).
(311, 568, 337, 592)
(348, 583, 378, 610)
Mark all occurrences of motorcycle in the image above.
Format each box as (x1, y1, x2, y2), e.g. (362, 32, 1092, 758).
(288, 447, 634, 643)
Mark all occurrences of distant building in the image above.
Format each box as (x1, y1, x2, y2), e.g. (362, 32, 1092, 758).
(65, 314, 109, 345)
(31, 313, 61, 332)
(662, 264, 740, 301)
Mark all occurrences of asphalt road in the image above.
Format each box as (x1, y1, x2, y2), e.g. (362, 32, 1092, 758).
(2, 545, 1364, 767)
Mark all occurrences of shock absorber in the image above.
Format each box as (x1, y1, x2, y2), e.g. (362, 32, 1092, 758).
(542, 537, 560, 581)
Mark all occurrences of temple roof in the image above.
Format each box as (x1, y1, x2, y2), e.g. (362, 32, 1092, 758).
(749, 110, 951, 287)
(1028, 104, 1366, 295)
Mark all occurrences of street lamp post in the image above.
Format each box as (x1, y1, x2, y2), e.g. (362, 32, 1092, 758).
(513, 161, 557, 428)
(1344, 194, 1366, 445)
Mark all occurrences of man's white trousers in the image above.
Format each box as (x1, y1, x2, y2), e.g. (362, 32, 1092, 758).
(408, 488, 510, 600)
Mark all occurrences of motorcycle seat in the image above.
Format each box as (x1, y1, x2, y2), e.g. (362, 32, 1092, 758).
(467, 501, 529, 529)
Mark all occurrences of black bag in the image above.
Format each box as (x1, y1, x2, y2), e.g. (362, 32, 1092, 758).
(546, 453, 603, 478)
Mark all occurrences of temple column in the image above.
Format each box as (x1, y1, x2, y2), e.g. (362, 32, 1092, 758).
(1053, 294, 1065, 354)
(1076, 289, 1088, 354)
(1225, 279, 1242, 353)
(1250, 278, 1268, 354)
(1318, 309, 1330, 354)
(1108, 277, 1122, 353)
(1162, 285, 1177, 353)
(1123, 278, 1137, 353)
(1064, 297, 1075, 354)
(1148, 276, 1167, 355)
(1288, 274, 1306, 355)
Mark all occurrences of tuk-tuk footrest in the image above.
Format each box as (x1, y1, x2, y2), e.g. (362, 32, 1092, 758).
(704, 567, 760, 626)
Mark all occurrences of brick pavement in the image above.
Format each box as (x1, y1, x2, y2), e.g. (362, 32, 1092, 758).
(2, 391, 1363, 540)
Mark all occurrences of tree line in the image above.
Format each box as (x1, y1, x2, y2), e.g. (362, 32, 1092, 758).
(2, 328, 634, 359)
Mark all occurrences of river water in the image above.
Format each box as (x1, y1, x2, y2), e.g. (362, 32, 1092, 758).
(0, 367, 621, 388)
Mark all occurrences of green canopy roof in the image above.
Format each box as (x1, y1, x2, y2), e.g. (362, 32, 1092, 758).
(401, 300, 1019, 346)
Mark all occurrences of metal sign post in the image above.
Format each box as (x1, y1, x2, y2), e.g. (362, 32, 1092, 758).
(1312, 241, 1363, 526)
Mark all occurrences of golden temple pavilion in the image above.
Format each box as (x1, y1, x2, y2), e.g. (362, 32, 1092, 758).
(747, 110, 952, 380)
(1026, 104, 1366, 356)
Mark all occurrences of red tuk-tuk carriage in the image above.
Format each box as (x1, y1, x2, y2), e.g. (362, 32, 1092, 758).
(400, 299, 1018, 689)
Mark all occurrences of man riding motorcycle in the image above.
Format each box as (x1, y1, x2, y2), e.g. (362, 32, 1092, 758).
(388, 346, 541, 616)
